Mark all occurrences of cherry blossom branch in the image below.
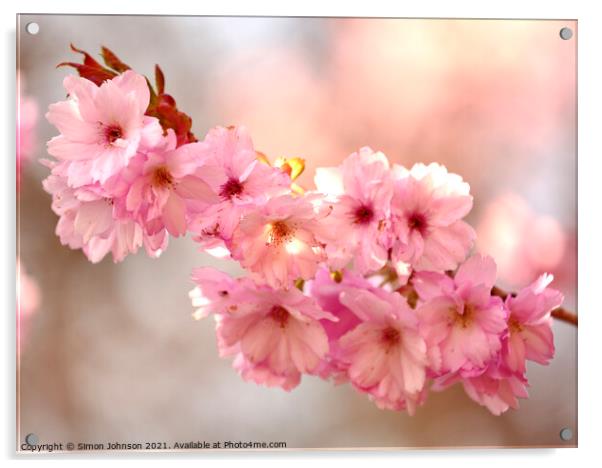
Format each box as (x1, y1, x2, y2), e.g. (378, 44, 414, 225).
(40, 44, 575, 416)
(491, 286, 577, 326)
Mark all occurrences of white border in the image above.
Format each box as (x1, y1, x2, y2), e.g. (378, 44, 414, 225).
(3, 1, 601, 467)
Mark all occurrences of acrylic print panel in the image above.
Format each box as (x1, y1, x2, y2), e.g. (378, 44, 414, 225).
(17, 15, 577, 451)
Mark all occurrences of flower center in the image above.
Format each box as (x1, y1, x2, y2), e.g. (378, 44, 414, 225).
(219, 178, 244, 200)
(353, 204, 374, 224)
(201, 222, 221, 238)
(104, 124, 123, 144)
(152, 166, 174, 188)
(381, 326, 401, 353)
(266, 220, 295, 246)
(453, 303, 476, 328)
(269, 305, 290, 328)
(407, 212, 427, 234)
(508, 316, 523, 334)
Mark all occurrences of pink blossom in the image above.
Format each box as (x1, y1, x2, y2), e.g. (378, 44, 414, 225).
(462, 371, 529, 416)
(336, 287, 429, 414)
(189, 203, 234, 255)
(124, 132, 218, 238)
(231, 353, 301, 391)
(434, 362, 529, 416)
(46, 71, 163, 186)
(190, 267, 337, 390)
(414, 254, 506, 375)
(42, 159, 166, 263)
(230, 194, 329, 288)
(390, 163, 476, 271)
(502, 274, 563, 373)
(189, 267, 250, 319)
(189, 126, 291, 251)
(306, 268, 367, 380)
(314, 147, 393, 274)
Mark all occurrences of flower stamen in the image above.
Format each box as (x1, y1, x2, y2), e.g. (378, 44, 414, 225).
(103, 124, 123, 145)
(152, 166, 174, 188)
(381, 326, 401, 352)
(269, 305, 290, 328)
(453, 303, 476, 328)
(266, 220, 295, 246)
(508, 316, 523, 334)
(219, 178, 244, 200)
(407, 212, 427, 234)
(353, 205, 374, 224)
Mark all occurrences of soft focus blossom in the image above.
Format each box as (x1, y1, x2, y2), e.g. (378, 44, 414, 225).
(336, 286, 429, 414)
(17, 258, 41, 343)
(414, 254, 506, 375)
(189, 126, 290, 251)
(476, 193, 567, 289)
(46, 71, 162, 186)
(17, 72, 39, 191)
(190, 267, 337, 390)
(230, 194, 329, 288)
(502, 273, 563, 373)
(315, 147, 393, 274)
(17, 93, 38, 176)
(390, 163, 475, 272)
(212, 49, 340, 180)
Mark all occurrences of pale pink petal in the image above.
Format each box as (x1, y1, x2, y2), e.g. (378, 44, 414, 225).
(455, 254, 497, 289)
(162, 192, 187, 237)
(73, 200, 113, 243)
(45, 101, 99, 142)
(412, 271, 455, 301)
(111, 70, 151, 115)
(429, 195, 473, 226)
(505, 333, 527, 373)
(522, 324, 554, 364)
(240, 318, 280, 364)
(340, 289, 392, 323)
(417, 221, 475, 271)
(399, 348, 426, 393)
(47, 136, 102, 161)
(62, 74, 100, 122)
(175, 175, 220, 203)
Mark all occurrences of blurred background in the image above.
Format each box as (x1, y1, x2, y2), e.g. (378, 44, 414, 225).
(16, 15, 577, 449)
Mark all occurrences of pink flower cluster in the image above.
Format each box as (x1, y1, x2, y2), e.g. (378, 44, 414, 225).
(42, 71, 290, 263)
(44, 68, 564, 415)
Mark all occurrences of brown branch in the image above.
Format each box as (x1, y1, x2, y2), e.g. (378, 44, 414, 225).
(491, 286, 577, 327)
(550, 308, 578, 326)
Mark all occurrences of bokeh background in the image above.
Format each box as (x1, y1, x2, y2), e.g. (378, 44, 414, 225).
(16, 15, 577, 449)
